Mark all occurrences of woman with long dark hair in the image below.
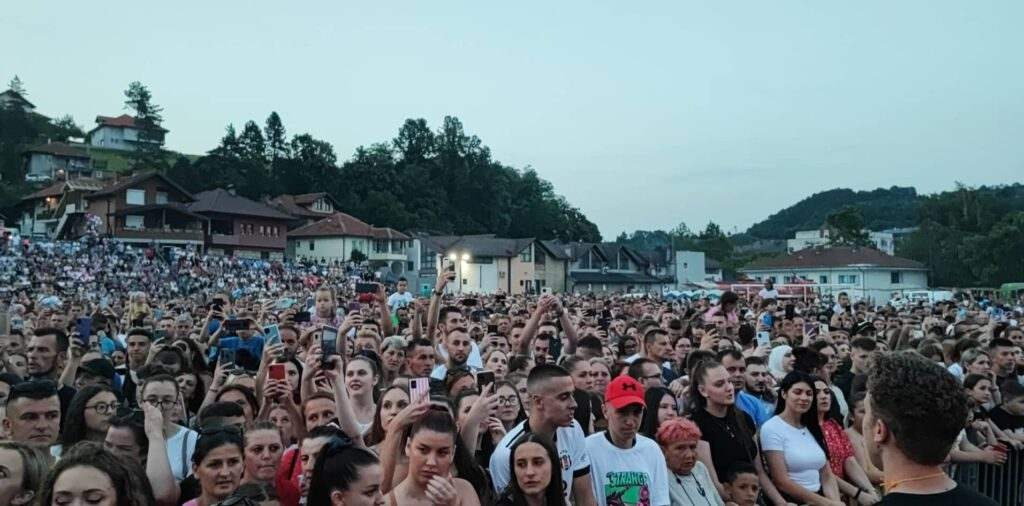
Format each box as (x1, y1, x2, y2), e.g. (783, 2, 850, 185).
(494, 433, 564, 506)
(365, 383, 410, 450)
(760, 371, 842, 506)
(59, 385, 119, 452)
(813, 378, 879, 504)
(307, 435, 385, 506)
(385, 407, 481, 506)
(38, 441, 156, 506)
(639, 386, 678, 440)
(186, 427, 245, 506)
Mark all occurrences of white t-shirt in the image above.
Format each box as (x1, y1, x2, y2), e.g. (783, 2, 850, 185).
(166, 425, 199, 482)
(387, 291, 414, 311)
(759, 288, 780, 300)
(759, 416, 826, 492)
(585, 432, 670, 506)
(490, 419, 591, 503)
(436, 340, 482, 369)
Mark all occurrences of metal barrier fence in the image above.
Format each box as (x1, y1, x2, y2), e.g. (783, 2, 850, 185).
(952, 447, 1024, 506)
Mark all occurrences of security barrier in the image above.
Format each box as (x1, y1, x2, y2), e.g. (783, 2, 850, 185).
(952, 447, 1024, 506)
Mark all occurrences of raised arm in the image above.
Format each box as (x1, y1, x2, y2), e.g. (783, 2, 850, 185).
(517, 295, 552, 356)
(426, 270, 455, 344)
(551, 297, 579, 356)
(374, 285, 394, 337)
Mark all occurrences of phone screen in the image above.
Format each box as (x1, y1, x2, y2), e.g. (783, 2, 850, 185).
(219, 347, 236, 368)
(410, 377, 430, 403)
(321, 327, 339, 365)
(756, 331, 771, 347)
(269, 363, 286, 380)
(264, 324, 281, 346)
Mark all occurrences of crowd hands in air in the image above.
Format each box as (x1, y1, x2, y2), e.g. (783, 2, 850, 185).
(0, 240, 1021, 505)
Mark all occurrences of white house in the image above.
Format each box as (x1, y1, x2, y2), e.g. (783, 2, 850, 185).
(739, 246, 928, 305)
(675, 250, 724, 287)
(286, 212, 409, 273)
(86, 114, 166, 151)
(788, 229, 896, 255)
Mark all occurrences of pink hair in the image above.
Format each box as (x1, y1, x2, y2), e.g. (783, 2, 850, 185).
(656, 417, 702, 445)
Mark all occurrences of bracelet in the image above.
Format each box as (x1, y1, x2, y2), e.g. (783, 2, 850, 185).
(434, 290, 444, 296)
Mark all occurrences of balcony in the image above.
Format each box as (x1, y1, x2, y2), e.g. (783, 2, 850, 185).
(113, 227, 204, 243)
(211, 233, 285, 250)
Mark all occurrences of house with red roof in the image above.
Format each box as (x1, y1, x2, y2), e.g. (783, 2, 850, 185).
(286, 212, 410, 271)
(86, 114, 167, 151)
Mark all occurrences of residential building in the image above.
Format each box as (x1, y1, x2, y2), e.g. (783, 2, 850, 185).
(563, 242, 675, 294)
(188, 188, 294, 260)
(86, 114, 167, 151)
(286, 212, 410, 275)
(739, 246, 928, 304)
(0, 89, 34, 113)
(83, 171, 206, 248)
(788, 228, 896, 255)
(266, 193, 339, 228)
(705, 258, 724, 282)
(18, 178, 106, 239)
(675, 250, 725, 286)
(22, 142, 92, 181)
(411, 235, 537, 295)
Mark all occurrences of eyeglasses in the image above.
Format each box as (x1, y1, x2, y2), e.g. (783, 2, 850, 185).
(86, 401, 120, 414)
(143, 397, 179, 410)
(497, 395, 518, 407)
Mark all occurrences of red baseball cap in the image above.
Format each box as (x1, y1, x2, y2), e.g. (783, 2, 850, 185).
(605, 375, 646, 409)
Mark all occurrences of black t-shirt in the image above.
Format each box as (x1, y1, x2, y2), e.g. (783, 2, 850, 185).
(988, 406, 1024, 432)
(572, 389, 603, 435)
(691, 408, 758, 480)
(880, 484, 997, 505)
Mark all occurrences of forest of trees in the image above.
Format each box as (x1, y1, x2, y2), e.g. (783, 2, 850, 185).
(745, 186, 920, 239)
(0, 80, 601, 243)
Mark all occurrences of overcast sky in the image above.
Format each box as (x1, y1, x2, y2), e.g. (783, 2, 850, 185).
(4, 1, 1022, 239)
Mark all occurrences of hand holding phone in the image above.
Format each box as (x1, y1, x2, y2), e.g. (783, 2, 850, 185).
(410, 377, 430, 403)
(476, 370, 495, 390)
(321, 326, 339, 368)
(756, 331, 771, 348)
(269, 363, 286, 380)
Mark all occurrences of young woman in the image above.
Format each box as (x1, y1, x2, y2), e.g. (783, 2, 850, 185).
(0, 441, 49, 506)
(238, 421, 285, 504)
(186, 428, 245, 506)
(366, 384, 411, 450)
(483, 349, 510, 380)
(176, 370, 206, 422)
(307, 436, 386, 506)
(493, 380, 527, 432)
(215, 384, 259, 423)
(38, 441, 156, 506)
(843, 393, 884, 486)
(139, 374, 199, 482)
(689, 360, 784, 503)
(346, 356, 381, 435)
(761, 371, 842, 506)
(640, 386, 678, 440)
(494, 433, 564, 506)
(963, 373, 1016, 446)
(386, 408, 481, 506)
(813, 378, 879, 504)
(268, 404, 298, 446)
(59, 385, 119, 452)
(656, 417, 724, 506)
(767, 345, 794, 382)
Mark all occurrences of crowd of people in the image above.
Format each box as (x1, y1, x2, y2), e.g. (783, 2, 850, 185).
(0, 238, 1022, 505)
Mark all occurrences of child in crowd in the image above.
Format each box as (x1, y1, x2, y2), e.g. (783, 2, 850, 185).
(723, 462, 761, 506)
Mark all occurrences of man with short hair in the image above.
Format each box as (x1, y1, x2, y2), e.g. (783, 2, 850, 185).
(2, 380, 60, 448)
(720, 350, 772, 427)
(26, 328, 67, 381)
(864, 351, 996, 505)
(834, 336, 876, 401)
(743, 356, 775, 421)
(431, 327, 476, 379)
(625, 328, 677, 383)
(122, 328, 155, 406)
(988, 337, 1017, 391)
(585, 375, 669, 506)
(404, 338, 436, 377)
(490, 364, 597, 506)
(627, 358, 664, 389)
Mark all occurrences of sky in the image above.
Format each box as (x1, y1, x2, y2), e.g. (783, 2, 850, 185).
(4, 1, 1023, 239)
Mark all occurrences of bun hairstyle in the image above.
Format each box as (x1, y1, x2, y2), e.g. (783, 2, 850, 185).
(306, 437, 380, 506)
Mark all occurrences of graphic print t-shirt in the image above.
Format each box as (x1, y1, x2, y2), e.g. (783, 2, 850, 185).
(585, 432, 669, 506)
(490, 419, 591, 504)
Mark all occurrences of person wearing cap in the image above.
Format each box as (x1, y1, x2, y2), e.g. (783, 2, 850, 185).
(74, 358, 116, 390)
(585, 375, 669, 506)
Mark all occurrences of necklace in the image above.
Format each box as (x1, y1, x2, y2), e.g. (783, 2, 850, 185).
(675, 473, 712, 506)
(883, 472, 948, 493)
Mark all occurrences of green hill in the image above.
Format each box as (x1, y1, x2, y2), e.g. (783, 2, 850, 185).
(746, 186, 920, 239)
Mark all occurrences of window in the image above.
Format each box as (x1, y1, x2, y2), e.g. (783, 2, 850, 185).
(890, 271, 901, 284)
(520, 246, 532, 263)
(783, 276, 793, 283)
(768, 276, 776, 283)
(309, 241, 315, 251)
(819, 275, 828, 284)
(125, 215, 144, 229)
(126, 189, 145, 205)
(838, 275, 858, 284)
(155, 191, 168, 205)
(580, 252, 591, 269)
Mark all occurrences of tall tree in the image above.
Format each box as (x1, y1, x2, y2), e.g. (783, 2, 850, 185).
(238, 120, 267, 162)
(264, 112, 289, 161)
(123, 81, 167, 172)
(50, 115, 84, 141)
(824, 206, 871, 247)
(393, 118, 435, 162)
